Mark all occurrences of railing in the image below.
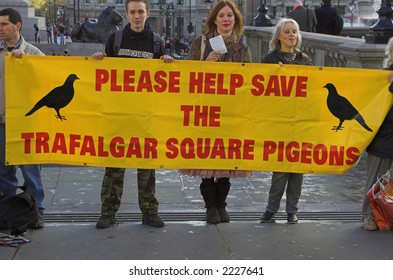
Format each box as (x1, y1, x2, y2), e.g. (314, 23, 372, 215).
(244, 26, 387, 69)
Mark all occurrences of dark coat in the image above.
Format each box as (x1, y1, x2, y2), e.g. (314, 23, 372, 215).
(287, 6, 318, 32)
(366, 65, 393, 158)
(314, 4, 340, 35)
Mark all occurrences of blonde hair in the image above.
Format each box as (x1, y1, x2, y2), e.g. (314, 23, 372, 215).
(383, 37, 393, 68)
(268, 18, 302, 52)
(203, 0, 244, 37)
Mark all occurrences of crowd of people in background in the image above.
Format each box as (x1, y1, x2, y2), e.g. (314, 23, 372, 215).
(34, 21, 69, 45)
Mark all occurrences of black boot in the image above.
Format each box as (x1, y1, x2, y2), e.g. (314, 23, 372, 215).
(200, 178, 220, 224)
(216, 177, 231, 223)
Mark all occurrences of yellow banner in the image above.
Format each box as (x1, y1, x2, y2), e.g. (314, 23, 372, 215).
(5, 55, 392, 173)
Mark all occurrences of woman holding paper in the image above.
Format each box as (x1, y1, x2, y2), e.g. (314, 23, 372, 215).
(180, 0, 252, 224)
(260, 18, 312, 224)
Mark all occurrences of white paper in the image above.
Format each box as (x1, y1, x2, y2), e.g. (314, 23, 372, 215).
(209, 35, 227, 54)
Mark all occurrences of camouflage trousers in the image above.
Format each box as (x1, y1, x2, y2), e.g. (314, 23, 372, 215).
(100, 168, 159, 217)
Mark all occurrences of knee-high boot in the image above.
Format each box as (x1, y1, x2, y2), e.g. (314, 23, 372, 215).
(200, 177, 220, 224)
(216, 177, 231, 222)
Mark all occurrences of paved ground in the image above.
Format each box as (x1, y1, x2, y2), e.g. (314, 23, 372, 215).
(1, 155, 393, 262)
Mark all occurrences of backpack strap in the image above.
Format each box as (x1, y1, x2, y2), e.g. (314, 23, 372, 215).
(113, 29, 123, 56)
(200, 35, 206, 61)
(152, 33, 162, 58)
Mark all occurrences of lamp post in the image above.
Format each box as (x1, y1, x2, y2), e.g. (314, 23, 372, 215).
(252, 0, 273, 26)
(160, 2, 175, 37)
(365, 0, 393, 44)
(157, 1, 184, 38)
(187, 0, 194, 35)
(176, 1, 184, 38)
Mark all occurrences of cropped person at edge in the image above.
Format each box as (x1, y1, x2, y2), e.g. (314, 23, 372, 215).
(361, 37, 393, 231)
(0, 8, 45, 229)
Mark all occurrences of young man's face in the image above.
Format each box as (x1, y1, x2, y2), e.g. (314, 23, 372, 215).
(0, 15, 20, 42)
(126, 1, 150, 32)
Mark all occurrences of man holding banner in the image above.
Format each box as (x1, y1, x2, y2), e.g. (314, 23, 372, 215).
(0, 8, 46, 229)
(92, 0, 173, 229)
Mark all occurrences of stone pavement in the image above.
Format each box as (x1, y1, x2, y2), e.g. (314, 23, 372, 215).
(1, 155, 393, 260)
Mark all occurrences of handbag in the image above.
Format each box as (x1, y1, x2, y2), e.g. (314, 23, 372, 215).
(367, 170, 393, 230)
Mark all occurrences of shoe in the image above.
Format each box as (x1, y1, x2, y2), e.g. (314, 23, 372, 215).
(287, 213, 298, 224)
(142, 214, 165, 227)
(206, 206, 221, 224)
(96, 215, 117, 229)
(29, 214, 44, 229)
(260, 211, 275, 223)
(218, 207, 230, 223)
(362, 216, 377, 231)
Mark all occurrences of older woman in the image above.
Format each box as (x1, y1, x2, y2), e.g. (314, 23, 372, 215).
(181, 0, 252, 224)
(260, 18, 312, 224)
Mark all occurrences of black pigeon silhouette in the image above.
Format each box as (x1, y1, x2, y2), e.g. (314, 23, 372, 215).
(323, 83, 373, 132)
(25, 74, 79, 121)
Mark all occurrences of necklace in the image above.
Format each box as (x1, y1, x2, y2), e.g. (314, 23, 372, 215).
(280, 51, 298, 63)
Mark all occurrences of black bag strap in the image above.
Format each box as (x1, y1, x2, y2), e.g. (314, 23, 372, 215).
(113, 29, 123, 56)
(152, 32, 163, 58)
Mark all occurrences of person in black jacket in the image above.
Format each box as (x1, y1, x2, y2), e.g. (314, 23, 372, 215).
(362, 37, 393, 231)
(92, 0, 173, 230)
(314, 0, 341, 35)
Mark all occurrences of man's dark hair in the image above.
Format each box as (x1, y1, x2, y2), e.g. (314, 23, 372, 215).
(0, 8, 23, 26)
(322, 0, 332, 4)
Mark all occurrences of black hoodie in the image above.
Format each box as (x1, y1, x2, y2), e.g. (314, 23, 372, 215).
(105, 23, 164, 59)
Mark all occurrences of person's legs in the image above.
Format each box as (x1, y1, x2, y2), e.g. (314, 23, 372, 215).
(20, 164, 45, 228)
(200, 177, 220, 224)
(285, 173, 303, 223)
(362, 154, 393, 230)
(261, 172, 288, 222)
(96, 167, 125, 229)
(19, 165, 44, 212)
(0, 124, 18, 197)
(138, 169, 163, 227)
(216, 177, 231, 223)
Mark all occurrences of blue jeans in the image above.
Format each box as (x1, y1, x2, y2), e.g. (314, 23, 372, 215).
(0, 124, 45, 213)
